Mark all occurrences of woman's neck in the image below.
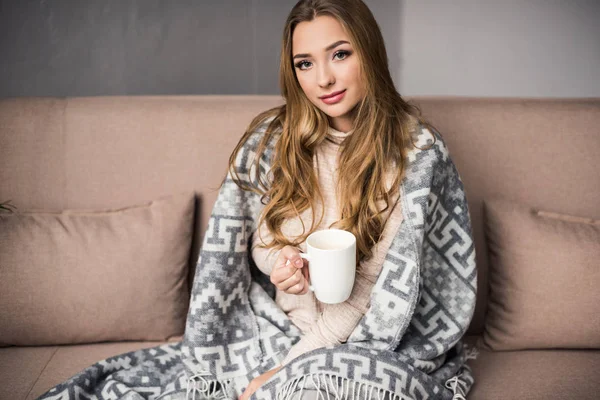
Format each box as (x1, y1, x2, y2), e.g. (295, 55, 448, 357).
(328, 110, 356, 133)
(330, 122, 351, 133)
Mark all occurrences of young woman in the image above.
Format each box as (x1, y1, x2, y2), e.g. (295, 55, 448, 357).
(35, 1, 475, 399)
(231, 1, 477, 399)
(34, 0, 477, 400)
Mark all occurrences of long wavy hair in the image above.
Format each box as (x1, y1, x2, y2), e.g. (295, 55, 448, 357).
(228, 0, 433, 263)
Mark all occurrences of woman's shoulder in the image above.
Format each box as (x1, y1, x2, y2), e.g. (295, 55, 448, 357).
(243, 107, 284, 147)
(397, 120, 460, 197)
(405, 119, 455, 170)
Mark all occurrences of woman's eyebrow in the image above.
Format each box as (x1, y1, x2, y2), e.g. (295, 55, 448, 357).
(293, 40, 350, 60)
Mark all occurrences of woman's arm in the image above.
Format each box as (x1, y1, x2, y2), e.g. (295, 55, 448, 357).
(251, 231, 281, 276)
(253, 223, 375, 364)
(252, 223, 311, 295)
(280, 270, 376, 364)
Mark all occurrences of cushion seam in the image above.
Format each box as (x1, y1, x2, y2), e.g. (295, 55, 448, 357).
(25, 347, 59, 400)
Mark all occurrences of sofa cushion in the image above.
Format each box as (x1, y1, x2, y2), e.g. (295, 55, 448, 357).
(0, 192, 194, 346)
(482, 197, 600, 350)
(0, 345, 56, 400)
(466, 345, 600, 400)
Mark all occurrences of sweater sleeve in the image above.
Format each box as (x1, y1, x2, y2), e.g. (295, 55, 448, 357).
(251, 221, 281, 276)
(281, 269, 377, 365)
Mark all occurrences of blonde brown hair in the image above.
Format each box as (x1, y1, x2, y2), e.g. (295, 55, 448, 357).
(228, 0, 431, 263)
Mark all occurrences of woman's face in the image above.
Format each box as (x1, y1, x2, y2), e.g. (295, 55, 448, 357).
(292, 15, 365, 132)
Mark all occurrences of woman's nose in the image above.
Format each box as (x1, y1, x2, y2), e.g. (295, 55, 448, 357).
(317, 65, 335, 88)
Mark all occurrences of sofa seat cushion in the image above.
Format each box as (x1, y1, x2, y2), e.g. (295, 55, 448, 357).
(467, 339, 600, 399)
(0, 339, 180, 400)
(0, 346, 56, 400)
(3, 337, 599, 400)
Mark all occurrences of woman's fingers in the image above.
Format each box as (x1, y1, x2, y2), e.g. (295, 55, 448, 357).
(277, 246, 304, 270)
(271, 246, 302, 283)
(299, 258, 310, 294)
(269, 245, 309, 294)
(270, 260, 296, 285)
(277, 268, 306, 293)
(286, 258, 309, 295)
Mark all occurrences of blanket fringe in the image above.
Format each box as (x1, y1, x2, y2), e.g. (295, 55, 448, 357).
(186, 371, 231, 400)
(441, 344, 479, 400)
(464, 346, 479, 361)
(444, 372, 469, 400)
(185, 347, 480, 400)
(276, 373, 404, 400)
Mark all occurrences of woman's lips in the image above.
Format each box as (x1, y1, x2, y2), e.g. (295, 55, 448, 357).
(320, 90, 346, 105)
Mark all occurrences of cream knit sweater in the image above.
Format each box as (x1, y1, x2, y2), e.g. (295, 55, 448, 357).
(251, 126, 404, 365)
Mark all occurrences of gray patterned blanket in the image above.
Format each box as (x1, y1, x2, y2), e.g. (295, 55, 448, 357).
(39, 119, 477, 400)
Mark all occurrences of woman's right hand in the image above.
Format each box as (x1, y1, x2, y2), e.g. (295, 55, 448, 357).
(270, 245, 310, 295)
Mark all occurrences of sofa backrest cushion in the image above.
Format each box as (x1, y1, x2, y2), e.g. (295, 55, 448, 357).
(0, 192, 194, 346)
(481, 197, 600, 350)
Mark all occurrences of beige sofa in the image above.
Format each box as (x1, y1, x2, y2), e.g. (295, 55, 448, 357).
(0, 96, 598, 400)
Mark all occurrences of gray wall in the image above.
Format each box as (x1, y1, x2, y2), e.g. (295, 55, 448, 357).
(0, 0, 400, 97)
(400, 0, 600, 97)
(1, 0, 598, 98)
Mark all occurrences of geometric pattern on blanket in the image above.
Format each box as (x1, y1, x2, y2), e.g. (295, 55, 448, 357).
(38, 119, 477, 400)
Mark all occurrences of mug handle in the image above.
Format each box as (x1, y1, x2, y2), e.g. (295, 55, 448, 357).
(298, 253, 314, 292)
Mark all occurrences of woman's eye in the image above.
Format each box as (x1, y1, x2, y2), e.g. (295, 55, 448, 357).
(295, 61, 311, 70)
(334, 50, 350, 60)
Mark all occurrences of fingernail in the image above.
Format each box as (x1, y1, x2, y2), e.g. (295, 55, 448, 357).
(295, 259, 303, 267)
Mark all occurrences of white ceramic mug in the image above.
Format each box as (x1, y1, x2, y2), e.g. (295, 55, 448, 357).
(299, 229, 357, 304)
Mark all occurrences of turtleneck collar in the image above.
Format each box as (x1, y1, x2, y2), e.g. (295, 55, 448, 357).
(326, 126, 353, 145)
